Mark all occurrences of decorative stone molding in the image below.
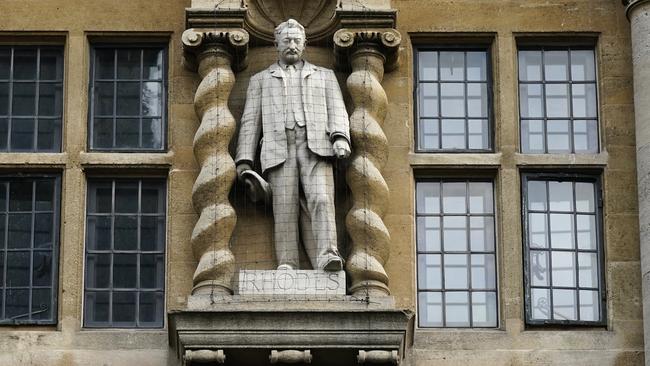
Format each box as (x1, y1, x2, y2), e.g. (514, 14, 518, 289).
(622, 0, 650, 18)
(269, 350, 312, 364)
(333, 28, 401, 297)
(357, 350, 399, 364)
(183, 349, 226, 365)
(182, 28, 249, 296)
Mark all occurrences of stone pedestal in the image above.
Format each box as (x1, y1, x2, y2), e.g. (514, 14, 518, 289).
(237, 270, 346, 296)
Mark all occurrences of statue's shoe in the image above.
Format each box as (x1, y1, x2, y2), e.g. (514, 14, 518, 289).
(277, 264, 295, 271)
(322, 256, 343, 271)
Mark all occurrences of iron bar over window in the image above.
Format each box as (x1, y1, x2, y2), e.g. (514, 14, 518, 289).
(88, 46, 167, 151)
(415, 49, 492, 152)
(416, 179, 497, 327)
(518, 48, 599, 154)
(0, 176, 60, 325)
(0, 47, 63, 152)
(84, 179, 166, 328)
(522, 173, 605, 325)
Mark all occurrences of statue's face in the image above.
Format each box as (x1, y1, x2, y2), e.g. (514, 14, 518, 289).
(276, 27, 305, 65)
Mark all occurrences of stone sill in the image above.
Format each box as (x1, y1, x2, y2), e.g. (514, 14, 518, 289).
(409, 152, 502, 167)
(79, 151, 174, 169)
(0, 152, 67, 167)
(515, 151, 609, 167)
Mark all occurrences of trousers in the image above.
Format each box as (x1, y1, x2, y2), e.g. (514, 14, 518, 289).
(266, 125, 339, 270)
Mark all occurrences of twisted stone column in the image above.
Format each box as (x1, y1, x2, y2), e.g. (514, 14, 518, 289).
(334, 29, 401, 297)
(623, 0, 650, 363)
(182, 29, 249, 295)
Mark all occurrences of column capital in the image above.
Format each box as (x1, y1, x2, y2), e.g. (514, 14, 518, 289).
(623, 0, 650, 20)
(333, 28, 402, 72)
(181, 28, 249, 72)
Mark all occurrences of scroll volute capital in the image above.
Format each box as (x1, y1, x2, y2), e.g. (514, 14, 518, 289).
(182, 28, 250, 72)
(333, 28, 401, 72)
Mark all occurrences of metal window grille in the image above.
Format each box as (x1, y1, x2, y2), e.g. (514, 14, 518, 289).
(0, 175, 60, 325)
(88, 45, 167, 151)
(0, 46, 64, 152)
(84, 178, 166, 328)
(518, 47, 599, 154)
(416, 179, 498, 327)
(414, 48, 493, 152)
(522, 173, 605, 325)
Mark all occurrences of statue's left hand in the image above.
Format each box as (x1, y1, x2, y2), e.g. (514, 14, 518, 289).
(333, 138, 351, 159)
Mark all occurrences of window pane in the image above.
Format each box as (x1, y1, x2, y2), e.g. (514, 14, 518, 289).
(113, 254, 137, 288)
(40, 49, 63, 81)
(112, 291, 136, 326)
(5, 289, 29, 319)
(575, 182, 595, 212)
(545, 84, 569, 118)
(551, 251, 576, 287)
(519, 51, 542, 81)
(578, 252, 598, 288)
(472, 292, 497, 327)
(546, 120, 570, 153)
(12, 83, 36, 116)
(531, 288, 551, 320)
(442, 182, 466, 214)
(0, 118, 6, 150)
(579, 290, 599, 321)
(417, 217, 441, 252)
(86, 254, 110, 288)
(115, 118, 139, 148)
(520, 84, 543, 118)
(530, 250, 549, 286)
(572, 84, 597, 118)
(469, 182, 493, 213)
(571, 50, 596, 81)
(444, 254, 468, 289)
(441, 119, 465, 149)
(0, 49, 10, 79)
(39, 83, 63, 116)
(419, 119, 439, 150)
(418, 292, 443, 327)
(467, 83, 487, 118)
(552, 289, 577, 320)
(418, 255, 442, 292)
(88, 182, 112, 214)
(92, 118, 113, 149)
(0, 83, 8, 115)
(544, 51, 569, 81)
(115, 182, 138, 213)
(466, 52, 487, 81)
(443, 216, 467, 252)
(142, 118, 163, 149)
(6, 251, 30, 287)
(468, 119, 489, 150)
(439, 52, 464, 81)
(34, 213, 53, 248)
(416, 182, 440, 214)
(8, 213, 32, 248)
(419, 83, 438, 117)
(418, 52, 438, 80)
(32, 288, 52, 320)
(87, 216, 112, 251)
(141, 216, 165, 252)
(85, 291, 110, 325)
(576, 215, 597, 250)
(140, 254, 164, 289)
(94, 82, 114, 116)
(10, 118, 34, 151)
(141, 183, 164, 214)
(9, 181, 32, 211)
(440, 83, 465, 117)
(114, 215, 137, 251)
(139, 292, 164, 326)
(117, 49, 141, 79)
(142, 82, 162, 117)
(143, 49, 163, 80)
(13, 49, 37, 80)
(471, 254, 496, 289)
(550, 213, 574, 249)
(37, 119, 61, 151)
(32, 251, 52, 286)
(95, 49, 115, 79)
(116, 82, 140, 116)
(469, 216, 494, 252)
(529, 213, 548, 248)
(527, 181, 547, 211)
(445, 292, 470, 326)
(573, 120, 598, 153)
(548, 181, 573, 211)
(521, 119, 545, 153)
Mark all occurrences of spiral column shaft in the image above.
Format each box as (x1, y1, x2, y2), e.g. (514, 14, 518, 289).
(182, 29, 249, 296)
(334, 29, 401, 297)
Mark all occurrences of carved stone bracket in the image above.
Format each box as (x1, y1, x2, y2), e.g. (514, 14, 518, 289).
(182, 28, 249, 296)
(269, 350, 312, 364)
(357, 350, 399, 365)
(333, 28, 401, 297)
(183, 349, 226, 365)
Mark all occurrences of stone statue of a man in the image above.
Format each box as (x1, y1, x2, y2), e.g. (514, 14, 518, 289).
(235, 19, 351, 272)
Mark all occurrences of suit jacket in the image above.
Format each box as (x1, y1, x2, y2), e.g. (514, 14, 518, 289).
(235, 60, 350, 173)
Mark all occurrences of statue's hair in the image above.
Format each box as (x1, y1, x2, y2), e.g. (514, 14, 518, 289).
(274, 19, 305, 41)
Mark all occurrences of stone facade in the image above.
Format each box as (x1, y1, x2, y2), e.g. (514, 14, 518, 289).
(0, 0, 645, 365)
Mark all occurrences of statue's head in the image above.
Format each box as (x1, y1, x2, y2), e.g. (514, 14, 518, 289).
(274, 19, 305, 65)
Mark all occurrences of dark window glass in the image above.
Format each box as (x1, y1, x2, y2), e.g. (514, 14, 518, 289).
(84, 179, 165, 328)
(0, 47, 63, 152)
(523, 174, 604, 325)
(0, 176, 60, 325)
(416, 179, 497, 327)
(518, 48, 599, 154)
(416, 49, 492, 152)
(89, 46, 166, 151)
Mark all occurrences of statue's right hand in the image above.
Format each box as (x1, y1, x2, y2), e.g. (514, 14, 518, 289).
(236, 163, 252, 180)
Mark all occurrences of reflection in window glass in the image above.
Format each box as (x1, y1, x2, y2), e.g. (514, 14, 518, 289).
(89, 46, 166, 151)
(84, 179, 166, 328)
(518, 48, 598, 154)
(416, 49, 491, 151)
(524, 176, 603, 324)
(416, 180, 497, 327)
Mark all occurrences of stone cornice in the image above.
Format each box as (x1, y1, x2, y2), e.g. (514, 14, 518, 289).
(181, 28, 249, 72)
(333, 28, 401, 72)
(623, 0, 650, 20)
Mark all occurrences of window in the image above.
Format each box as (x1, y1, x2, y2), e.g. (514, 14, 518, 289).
(518, 48, 598, 153)
(0, 176, 60, 324)
(89, 46, 166, 151)
(415, 49, 491, 151)
(416, 179, 497, 327)
(0, 46, 63, 152)
(522, 174, 604, 325)
(84, 179, 166, 328)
